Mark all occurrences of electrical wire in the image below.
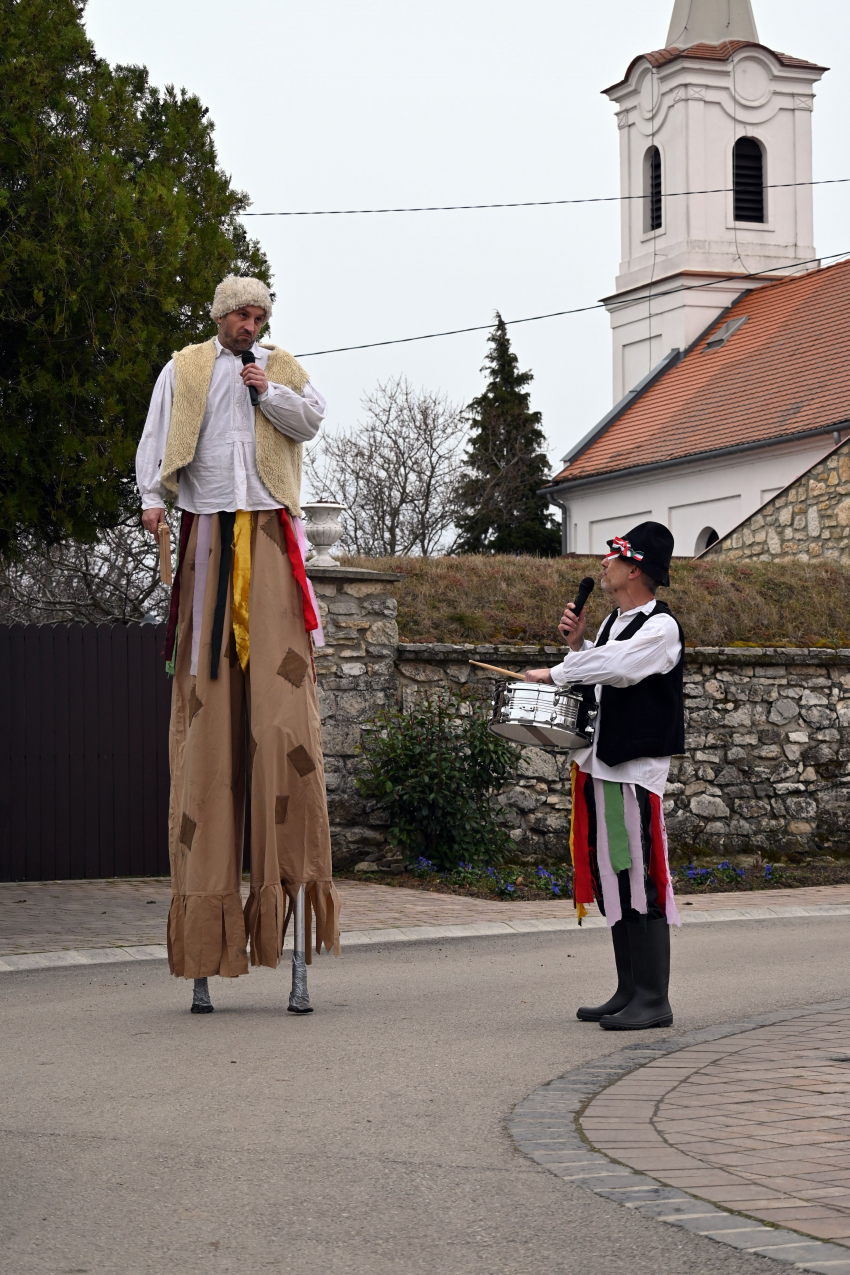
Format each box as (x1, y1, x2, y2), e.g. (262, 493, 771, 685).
(294, 249, 850, 358)
(243, 178, 850, 217)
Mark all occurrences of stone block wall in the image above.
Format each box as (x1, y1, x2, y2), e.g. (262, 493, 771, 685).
(308, 567, 850, 866)
(708, 437, 850, 562)
(308, 566, 400, 869)
(669, 648, 850, 858)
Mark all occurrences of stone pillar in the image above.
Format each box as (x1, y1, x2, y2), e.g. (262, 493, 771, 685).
(306, 564, 401, 870)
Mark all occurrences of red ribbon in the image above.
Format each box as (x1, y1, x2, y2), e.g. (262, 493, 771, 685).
(605, 534, 644, 563)
(570, 765, 595, 913)
(648, 792, 671, 908)
(279, 509, 319, 635)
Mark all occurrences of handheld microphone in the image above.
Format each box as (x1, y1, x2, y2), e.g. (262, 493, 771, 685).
(572, 576, 595, 616)
(241, 350, 259, 406)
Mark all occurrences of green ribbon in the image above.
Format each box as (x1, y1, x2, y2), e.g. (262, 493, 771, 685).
(602, 780, 631, 873)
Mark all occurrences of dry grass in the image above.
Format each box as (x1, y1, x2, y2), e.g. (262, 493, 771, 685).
(342, 554, 850, 648)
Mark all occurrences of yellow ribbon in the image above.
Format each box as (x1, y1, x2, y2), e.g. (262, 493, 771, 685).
(232, 511, 252, 672)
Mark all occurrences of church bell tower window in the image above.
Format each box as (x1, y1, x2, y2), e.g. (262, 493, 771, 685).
(643, 145, 663, 232)
(733, 137, 765, 223)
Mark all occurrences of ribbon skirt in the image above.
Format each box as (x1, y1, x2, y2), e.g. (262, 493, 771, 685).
(166, 510, 339, 979)
(569, 764, 680, 928)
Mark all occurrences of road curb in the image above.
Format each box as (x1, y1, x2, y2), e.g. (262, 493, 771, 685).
(1, 902, 849, 972)
(509, 999, 850, 1273)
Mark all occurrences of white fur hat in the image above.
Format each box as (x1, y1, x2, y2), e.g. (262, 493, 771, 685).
(210, 274, 273, 322)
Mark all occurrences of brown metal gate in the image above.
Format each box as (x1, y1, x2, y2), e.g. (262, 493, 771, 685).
(0, 623, 172, 882)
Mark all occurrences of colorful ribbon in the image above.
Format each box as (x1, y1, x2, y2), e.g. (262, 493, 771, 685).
(605, 535, 644, 562)
(162, 511, 195, 671)
(279, 509, 320, 636)
(569, 763, 593, 922)
(231, 511, 252, 672)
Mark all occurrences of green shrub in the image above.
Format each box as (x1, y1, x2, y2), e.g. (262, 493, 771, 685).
(356, 692, 517, 871)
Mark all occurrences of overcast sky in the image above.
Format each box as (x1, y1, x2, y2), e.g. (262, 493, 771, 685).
(84, 0, 850, 479)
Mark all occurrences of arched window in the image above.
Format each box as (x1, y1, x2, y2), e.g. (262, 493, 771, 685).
(643, 145, 662, 232)
(733, 137, 765, 222)
(695, 527, 719, 555)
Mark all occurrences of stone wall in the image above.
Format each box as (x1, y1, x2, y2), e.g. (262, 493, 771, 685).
(308, 566, 850, 867)
(708, 436, 850, 562)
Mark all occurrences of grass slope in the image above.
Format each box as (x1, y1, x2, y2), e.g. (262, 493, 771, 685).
(343, 554, 850, 648)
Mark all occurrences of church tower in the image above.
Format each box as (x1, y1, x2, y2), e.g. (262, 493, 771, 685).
(604, 0, 827, 402)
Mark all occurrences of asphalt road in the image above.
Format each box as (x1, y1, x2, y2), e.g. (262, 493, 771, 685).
(3, 917, 849, 1275)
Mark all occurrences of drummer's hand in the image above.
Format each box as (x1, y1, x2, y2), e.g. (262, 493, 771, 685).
(558, 603, 587, 652)
(525, 668, 554, 684)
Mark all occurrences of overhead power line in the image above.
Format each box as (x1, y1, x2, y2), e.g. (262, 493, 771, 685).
(295, 250, 850, 358)
(246, 178, 850, 217)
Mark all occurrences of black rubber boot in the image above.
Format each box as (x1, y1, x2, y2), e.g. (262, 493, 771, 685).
(600, 918, 672, 1030)
(576, 921, 633, 1022)
(190, 977, 214, 1014)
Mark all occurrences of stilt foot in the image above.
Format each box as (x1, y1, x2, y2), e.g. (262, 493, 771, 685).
(191, 977, 214, 1014)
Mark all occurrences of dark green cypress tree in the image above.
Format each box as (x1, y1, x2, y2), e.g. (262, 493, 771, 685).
(455, 314, 560, 556)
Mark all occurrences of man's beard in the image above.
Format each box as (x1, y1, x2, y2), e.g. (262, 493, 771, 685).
(221, 330, 254, 353)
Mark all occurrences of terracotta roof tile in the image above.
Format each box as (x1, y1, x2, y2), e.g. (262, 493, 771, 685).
(606, 42, 827, 95)
(549, 258, 850, 487)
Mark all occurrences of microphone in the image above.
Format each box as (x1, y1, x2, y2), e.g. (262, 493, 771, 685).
(241, 350, 259, 406)
(572, 576, 595, 616)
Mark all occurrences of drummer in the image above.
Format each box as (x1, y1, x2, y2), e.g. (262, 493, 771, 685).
(525, 521, 684, 1030)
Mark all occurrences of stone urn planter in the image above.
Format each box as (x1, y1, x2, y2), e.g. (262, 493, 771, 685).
(301, 502, 346, 567)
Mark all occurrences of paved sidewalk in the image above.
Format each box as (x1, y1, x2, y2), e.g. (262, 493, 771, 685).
(581, 1006, 850, 1249)
(3, 877, 850, 958)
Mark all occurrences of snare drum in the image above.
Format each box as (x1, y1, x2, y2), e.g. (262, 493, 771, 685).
(489, 682, 597, 752)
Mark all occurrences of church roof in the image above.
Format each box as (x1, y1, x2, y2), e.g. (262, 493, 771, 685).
(546, 258, 850, 491)
(605, 42, 827, 95)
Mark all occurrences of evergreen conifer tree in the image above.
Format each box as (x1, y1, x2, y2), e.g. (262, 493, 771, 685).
(0, 0, 270, 556)
(455, 314, 560, 556)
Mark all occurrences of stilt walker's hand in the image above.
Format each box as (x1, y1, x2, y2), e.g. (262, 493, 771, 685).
(142, 507, 167, 540)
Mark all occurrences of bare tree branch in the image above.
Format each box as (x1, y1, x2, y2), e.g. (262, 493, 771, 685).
(0, 513, 170, 625)
(305, 377, 465, 557)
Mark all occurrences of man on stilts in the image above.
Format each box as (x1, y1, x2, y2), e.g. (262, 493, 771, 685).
(526, 523, 682, 1029)
(136, 274, 340, 1014)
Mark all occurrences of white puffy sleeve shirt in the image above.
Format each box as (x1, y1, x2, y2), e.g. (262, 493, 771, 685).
(135, 339, 326, 513)
(549, 601, 682, 796)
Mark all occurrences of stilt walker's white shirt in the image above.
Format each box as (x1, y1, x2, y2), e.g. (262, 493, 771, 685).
(548, 601, 682, 796)
(135, 338, 326, 513)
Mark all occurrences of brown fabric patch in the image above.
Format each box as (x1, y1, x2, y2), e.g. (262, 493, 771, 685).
(225, 630, 238, 669)
(277, 647, 308, 688)
(275, 795, 290, 825)
(249, 734, 258, 768)
(260, 512, 286, 554)
(179, 813, 196, 850)
(287, 745, 316, 778)
(187, 685, 203, 725)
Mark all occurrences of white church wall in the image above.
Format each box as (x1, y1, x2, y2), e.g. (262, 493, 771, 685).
(564, 435, 835, 558)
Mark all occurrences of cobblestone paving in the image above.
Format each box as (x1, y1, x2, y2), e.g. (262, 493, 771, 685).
(581, 1006, 850, 1248)
(2, 877, 850, 956)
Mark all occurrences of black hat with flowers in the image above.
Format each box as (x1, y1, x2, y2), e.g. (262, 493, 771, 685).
(605, 521, 675, 588)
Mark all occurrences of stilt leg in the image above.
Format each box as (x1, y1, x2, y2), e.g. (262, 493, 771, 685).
(287, 886, 314, 1014)
(190, 977, 214, 1014)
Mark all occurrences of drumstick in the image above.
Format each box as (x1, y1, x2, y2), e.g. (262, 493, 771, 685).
(158, 522, 173, 586)
(469, 660, 526, 680)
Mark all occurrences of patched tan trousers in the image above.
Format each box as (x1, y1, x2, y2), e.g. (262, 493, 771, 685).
(166, 510, 339, 979)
